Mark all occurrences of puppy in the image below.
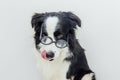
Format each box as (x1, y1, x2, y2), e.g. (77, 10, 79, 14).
(31, 12, 96, 80)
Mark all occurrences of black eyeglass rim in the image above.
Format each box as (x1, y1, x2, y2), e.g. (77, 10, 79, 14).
(40, 36, 68, 48)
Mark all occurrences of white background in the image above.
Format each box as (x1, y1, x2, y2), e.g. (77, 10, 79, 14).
(0, 0, 120, 80)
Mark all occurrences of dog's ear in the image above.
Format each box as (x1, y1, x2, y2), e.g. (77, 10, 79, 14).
(31, 13, 45, 31)
(66, 12, 81, 28)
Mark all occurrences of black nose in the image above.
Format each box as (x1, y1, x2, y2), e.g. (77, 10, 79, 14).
(46, 51, 54, 58)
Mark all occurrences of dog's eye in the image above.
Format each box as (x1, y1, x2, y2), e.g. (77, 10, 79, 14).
(54, 31, 63, 39)
(57, 34, 63, 39)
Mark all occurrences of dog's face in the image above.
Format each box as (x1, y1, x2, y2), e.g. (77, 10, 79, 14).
(31, 12, 81, 61)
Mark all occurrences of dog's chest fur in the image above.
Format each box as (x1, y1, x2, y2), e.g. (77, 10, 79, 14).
(35, 50, 71, 80)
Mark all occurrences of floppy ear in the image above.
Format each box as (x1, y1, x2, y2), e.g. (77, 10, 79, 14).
(66, 12, 81, 27)
(31, 13, 44, 31)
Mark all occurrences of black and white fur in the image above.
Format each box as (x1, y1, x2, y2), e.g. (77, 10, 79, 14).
(31, 12, 96, 80)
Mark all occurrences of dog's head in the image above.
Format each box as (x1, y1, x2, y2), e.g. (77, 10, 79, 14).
(31, 12, 81, 61)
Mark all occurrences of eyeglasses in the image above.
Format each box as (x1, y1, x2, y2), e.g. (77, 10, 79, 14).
(40, 36, 68, 48)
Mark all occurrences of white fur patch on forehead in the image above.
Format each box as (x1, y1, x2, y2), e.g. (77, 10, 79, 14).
(45, 16, 59, 40)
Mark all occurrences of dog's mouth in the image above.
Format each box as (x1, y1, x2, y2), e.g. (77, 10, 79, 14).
(41, 50, 53, 61)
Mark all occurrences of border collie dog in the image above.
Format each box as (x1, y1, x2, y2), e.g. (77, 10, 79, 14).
(31, 12, 96, 80)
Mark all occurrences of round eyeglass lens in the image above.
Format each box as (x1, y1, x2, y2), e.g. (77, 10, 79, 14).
(41, 36, 52, 45)
(56, 40, 67, 48)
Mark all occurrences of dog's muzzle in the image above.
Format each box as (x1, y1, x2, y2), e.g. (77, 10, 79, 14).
(41, 50, 54, 61)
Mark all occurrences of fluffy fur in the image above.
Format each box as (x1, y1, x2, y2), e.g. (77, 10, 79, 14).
(31, 12, 96, 80)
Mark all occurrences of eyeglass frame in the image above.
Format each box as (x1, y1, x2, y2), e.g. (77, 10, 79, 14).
(40, 36, 69, 48)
